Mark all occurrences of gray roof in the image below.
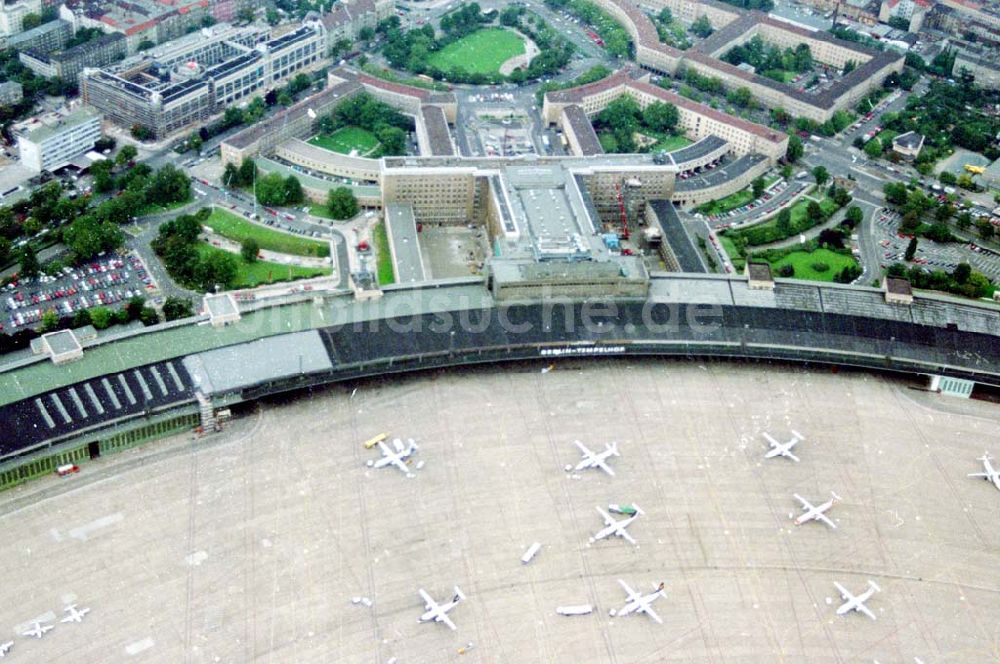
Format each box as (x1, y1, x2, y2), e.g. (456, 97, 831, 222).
(562, 104, 604, 156)
(384, 203, 426, 284)
(648, 200, 708, 273)
(420, 105, 455, 156)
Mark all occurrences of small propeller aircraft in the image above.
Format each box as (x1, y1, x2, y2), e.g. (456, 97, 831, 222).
(567, 440, 620, 476)
(367, 438, 419, 476)
(967, 452, 1000, 492)
(0, 642, 13, 658)
(609, 580, 666, 624)
(60, 604, 90, 623)
(589, 505, 643, 546)
(792, 492, 840, 529)
(834, 580, 881, 620)
(763, 431, 804, 462)
(418, 587, 465, 630)
(21, 622, 53, 639)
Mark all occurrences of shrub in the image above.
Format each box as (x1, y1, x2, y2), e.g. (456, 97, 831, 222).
(811, 262, 830, 273)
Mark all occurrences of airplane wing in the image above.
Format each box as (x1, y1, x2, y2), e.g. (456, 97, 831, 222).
(573, 440, 592, 456)
(618, 579, 637, 598)
(833, 582, 851, 599)
(858, 603, 877, 620)
(595, 459, 615, 476)
(762, 433, 779, 449)
(418, 589, 436, 610)
(596, 507, 614, 526)
(967, 472, 989, 478)
(620, 528, 637, 545)
(793, 494, 812, 509)
(817, 512, 837, 529)
(376, 439, 393, 457)
(440, 613, 457, 630)
(642, 604, 664, 625)
(390, 457, 409, 473)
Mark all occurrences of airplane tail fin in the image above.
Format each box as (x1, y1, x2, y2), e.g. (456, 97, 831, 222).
(454, 586, 466, 601)
(608, 441, 619, 457)
(632, 503, 644, 516)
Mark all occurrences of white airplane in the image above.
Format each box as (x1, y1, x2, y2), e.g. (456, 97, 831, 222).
(567, 440, 619, 476)
(763, 430, 804, 462)
(609, 580, 666, 624)
(793, 492, 841, 529)
(967, 452, 1000, 492)
(0, 642, 12, 658)
(589, 505, 643, 546)
(21, 622, 53, 639)
(418, 587, 465, 630)
(367, 438, 419, 475)
(834, 580, 881, 620)
(60, 604, 90, 623)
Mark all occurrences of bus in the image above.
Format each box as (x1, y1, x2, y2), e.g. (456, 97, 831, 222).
(363, 432, 388, 449)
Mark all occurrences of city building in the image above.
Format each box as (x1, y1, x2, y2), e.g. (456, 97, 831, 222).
(0, 80, 23, 105)
(0, 0, 41, 38)
(20, 32, 127, 84)
(321, 0, 393, 49)
(2, 18, 72, 54)
(953, 49, 1000, 90)
(892, 130, 924, 158)
(81, 20, 326, 138)
(878, 0, 931, 31)
(14, 105, 102, 172)
(586, 0, 904, 123)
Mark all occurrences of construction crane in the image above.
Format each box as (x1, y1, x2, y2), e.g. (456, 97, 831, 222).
(614, 182, 629, 240)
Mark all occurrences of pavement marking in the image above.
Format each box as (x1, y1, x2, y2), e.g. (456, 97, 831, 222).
(125, 637, 154, 655)
(68, 513, 123, 541)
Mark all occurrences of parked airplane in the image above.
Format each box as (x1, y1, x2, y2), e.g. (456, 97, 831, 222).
(589, 505, 643, 545)
(763, 431, 804, 462)
(567, 440, 619, 476)
(609, 580, 666, 624)
(967, 452, 1000, 492)
(834, 580, 881, 620)
(0, 642, 12, 658)
(367, 438, 419, 475)
(21, 622, 53, 639)
(60, 604, 90, 623)
(418, 587, 465, 630)
(793, 492, 840, 529)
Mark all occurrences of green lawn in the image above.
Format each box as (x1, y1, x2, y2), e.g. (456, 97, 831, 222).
(788, 196, 838, 227)
(719, 234, 745, 270)
(763, 69, 799, 83)
(308, 205, 336, 220)
(427, 28, 525, 75)
(138, 196, 192, 217)
(695, 176, 781, 216)
(204, 207, 329, 258)
(769, 248, 858, 282)
(651, 133, 692, 152)
(309, 126, 381, 156)
(372, 220, 395, 286)
(195, 243, 330, 289)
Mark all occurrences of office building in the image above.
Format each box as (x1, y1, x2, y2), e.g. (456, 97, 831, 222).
(15, 106, 102, 172)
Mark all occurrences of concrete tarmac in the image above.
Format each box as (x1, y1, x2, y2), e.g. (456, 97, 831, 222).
(0, 361, 997, 663)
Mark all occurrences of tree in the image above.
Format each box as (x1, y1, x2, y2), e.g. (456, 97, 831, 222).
(785, 135, 803, 163)
(976, 219, 995, 241)
(277, 91, 293, 107)
(752, 177, 765, 199)
(39, 309, 59, 332)
(883, 182, 908, 206)
(63, 215, 125, 260)
(642, 102, 678, 133)
(864, 138, 883, 159)
(845, 205, 864, 227)
(162, 296, 193, 321)
(19, 245, 40, 278)
(241, 237, 260, 263)
(811, 165, 829, 186)
(904, 236, 918, 261)
(137, 39, 155, 51)
(284, 176, 304, 205)
(238, 159, 256, 188)
(807, 200, 824, 223)
(956, 211, 973, 230)
(131, 124, 153, 141)
(116, 144, 138, 166)
(938, 171, 957, 185)
(776, 208, 792, 236)
(21, 12, 42, 30)
(691, 15, 713, 38)
(327, 187, 358, 220)
(195, 251, 238, 291)
(89, 306, 113, 330)
(952, 262, 972, 284)
(255, 173, 289, 206)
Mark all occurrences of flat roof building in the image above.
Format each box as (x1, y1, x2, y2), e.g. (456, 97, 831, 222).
(15, 106, 102, 173)
(20, 32, 128, 84)
(0, 80, 23, 106)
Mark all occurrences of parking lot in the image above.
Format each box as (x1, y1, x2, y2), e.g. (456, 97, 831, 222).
(3, 252, 156, 332)
(874, 209, 1000, 279)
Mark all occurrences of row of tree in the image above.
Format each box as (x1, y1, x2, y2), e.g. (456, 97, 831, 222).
(723, 36, 813, 82)
(884, 181, 995, 242)
(151, 209, 239, 292)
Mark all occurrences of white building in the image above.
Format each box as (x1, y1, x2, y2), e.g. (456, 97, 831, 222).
(0, 0, 42, 37)
(16, 106, 102, 173)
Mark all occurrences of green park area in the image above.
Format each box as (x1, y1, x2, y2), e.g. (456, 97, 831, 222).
(309, 126, 381, 156)
(768, 248, 859, 282)
(427, 28, 525, 76)
(204, 208, 329, 258)
(648, 133, 691, 152)
(372, 220, 395, 285)
(194, 244, 329, 289)
(694, 176, 780, 217)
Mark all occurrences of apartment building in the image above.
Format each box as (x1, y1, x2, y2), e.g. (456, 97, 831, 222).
(3, 18, 72, 53)
(321, 0, 393, 49)
(20, 32, 127, 84)
(15, 106, 102, 172)
(0, 0, 41, 38)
